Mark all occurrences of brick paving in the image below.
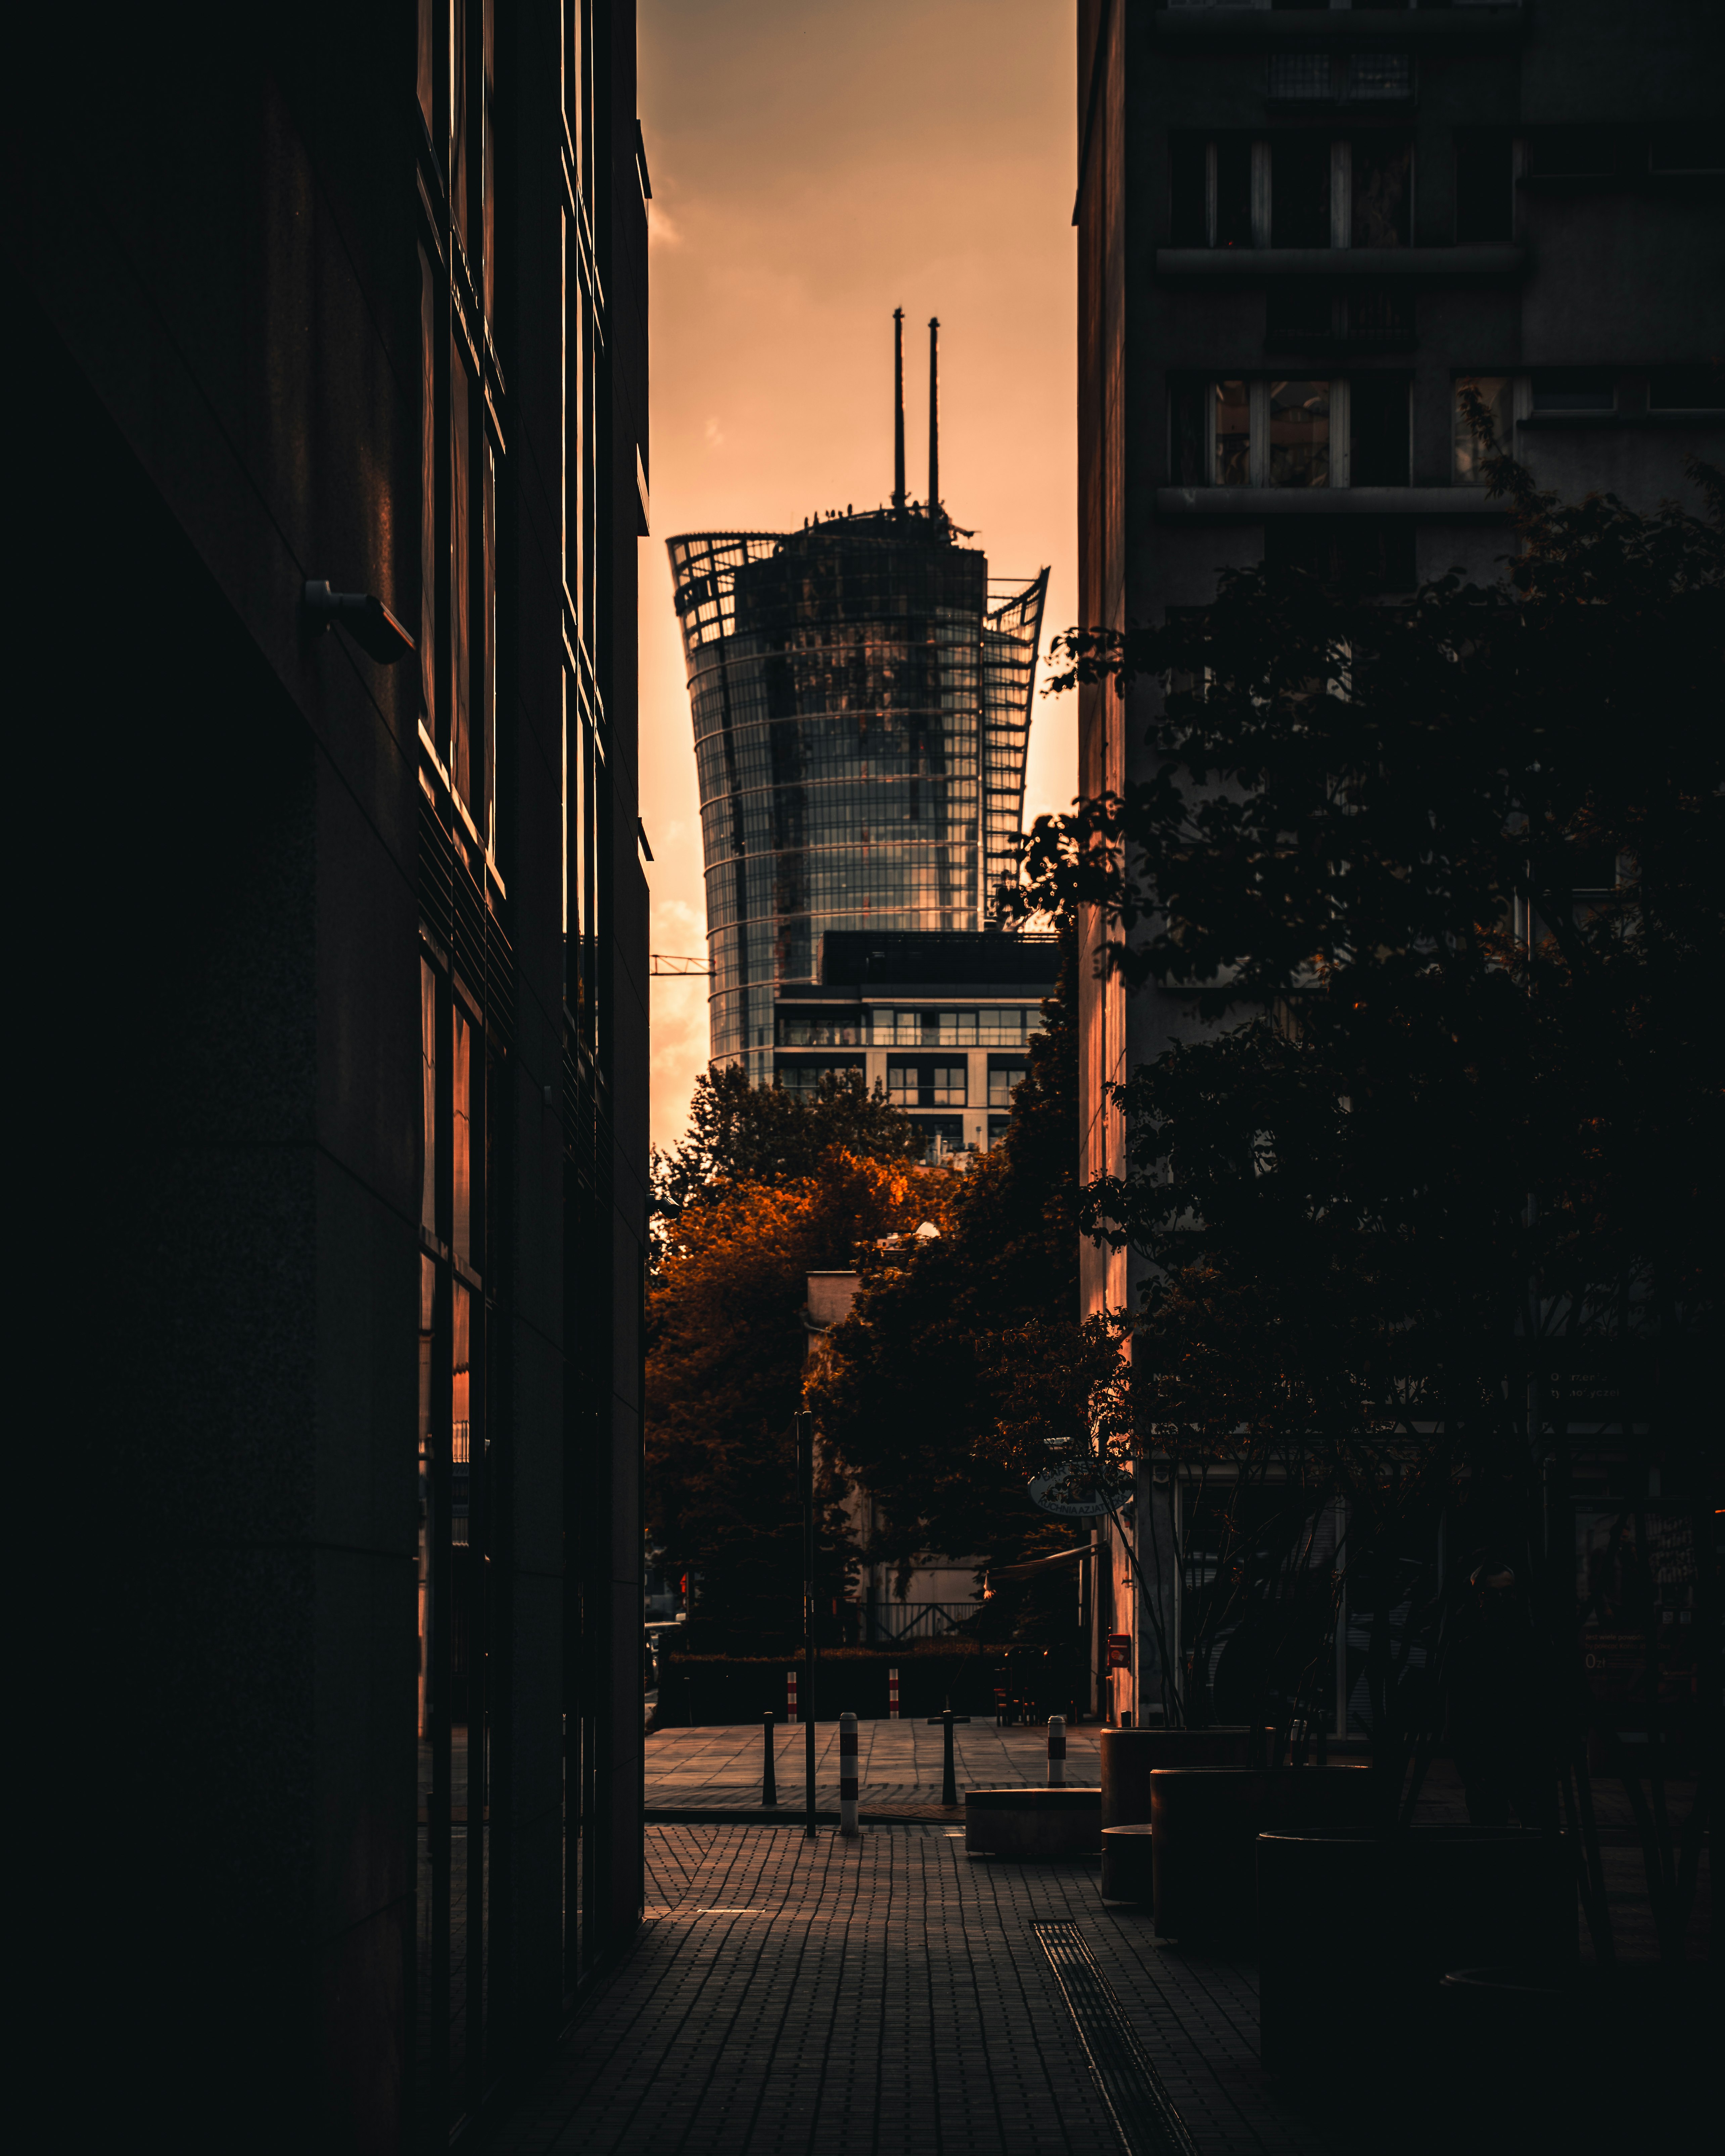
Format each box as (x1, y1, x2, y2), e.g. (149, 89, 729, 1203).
(489, 1822, 1333, 2156)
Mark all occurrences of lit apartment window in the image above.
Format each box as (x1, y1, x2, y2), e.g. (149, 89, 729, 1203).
(887, 1062, 967, 1108)
(1176, 375, 1411, 490)
(988, 1061, 1028, 1109)
(1453, 376, 1512, 480)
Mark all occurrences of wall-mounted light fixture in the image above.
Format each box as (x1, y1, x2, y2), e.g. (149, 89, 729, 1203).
(302, 580, 415, 665)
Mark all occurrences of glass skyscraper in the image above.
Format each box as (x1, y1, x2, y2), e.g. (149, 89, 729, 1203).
(669, 503, 1047, 1077)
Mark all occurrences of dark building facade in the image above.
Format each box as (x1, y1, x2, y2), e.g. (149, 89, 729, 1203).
(1074, 0, 1723, 1716)
(18, 6, 647, 2149)
(777, 930, 1062, 1160)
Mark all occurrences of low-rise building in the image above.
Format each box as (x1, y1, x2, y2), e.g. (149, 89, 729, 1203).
(777, 929, 1062, 1160)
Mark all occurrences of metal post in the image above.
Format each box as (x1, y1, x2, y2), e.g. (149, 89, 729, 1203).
(941, 1701, 958, 1808)
(888, 1665, 899, 1720)
(763, 1710, 778, 1807)
(840, 1710, 859, 1838)
(786, 1667, 797, 1725)
(798, 1410, 818, 1837)
(1047, 1715, 1066, 1787)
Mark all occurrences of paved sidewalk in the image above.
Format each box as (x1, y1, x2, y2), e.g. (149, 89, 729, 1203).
(491, 1824, 1331, 2156)
(646, 1720, 1099, 1814)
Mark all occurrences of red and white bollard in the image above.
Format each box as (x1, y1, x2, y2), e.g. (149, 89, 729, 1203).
(839, 1710, 859, 1838)
(786, 1668, 799, 1725)
(887, 1667, 900, 1721)
(1047, 1714, 1066, 1787)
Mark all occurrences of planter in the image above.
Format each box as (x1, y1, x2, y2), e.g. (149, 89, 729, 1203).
(1100, 1824, 1155, 1904)
(1257, 1828, 1577, 2076)
(1099, 1727, 1252, 1829)
(964, 1786, 1101, 1858)
(1148, 1766, 1376, 1944)
(1150, 1768, 1268, 1941)
(1434, 1965, 1714, 2142)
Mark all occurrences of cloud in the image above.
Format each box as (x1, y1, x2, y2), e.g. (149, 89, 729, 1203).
(646, 200, 682, 249)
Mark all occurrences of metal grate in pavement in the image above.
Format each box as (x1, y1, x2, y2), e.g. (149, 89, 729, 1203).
(1035, 1922, 1201, 2156)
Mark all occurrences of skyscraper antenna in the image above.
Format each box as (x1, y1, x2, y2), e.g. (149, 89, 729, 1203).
(892, 308, 906, 511)
(927, 317, 940, 511)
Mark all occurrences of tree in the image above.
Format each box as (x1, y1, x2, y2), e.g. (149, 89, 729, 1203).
(809, 921, 1116, 1641)
(653, 1063, 917, 1225)
(1016, 433, 1722, 1935)
(646, 1129, 957, 1653)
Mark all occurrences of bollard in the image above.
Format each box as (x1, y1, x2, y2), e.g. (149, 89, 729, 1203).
(888, 1666, 900, 1721)
(994, 1686, 1007, 1728)
(763, 1710, 778, 1806)
(839, 1710, 859, 1838)
(1047, 1715, 1066, 1787)
(786, 1668, 798, 1725)
(941, 1701, 958, 1808)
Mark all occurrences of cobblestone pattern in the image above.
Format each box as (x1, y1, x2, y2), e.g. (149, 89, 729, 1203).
(491, 1824, 1331, 2156)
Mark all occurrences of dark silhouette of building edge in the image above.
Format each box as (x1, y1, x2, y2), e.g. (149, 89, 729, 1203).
(14, 7, 649, 2148)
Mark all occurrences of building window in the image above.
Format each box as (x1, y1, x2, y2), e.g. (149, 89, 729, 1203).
(1173, 134, 1411, 251)
(776, 1059, 864, 1093)
(1350, 374, 1411, 487)
(1268, 378, 1331, 486)
(777, 1012, 864, 1047)
(987, 1060, 1028, 1109)
(1648, 367, 1725, 411)
(1453, 376, 1512, 480)
(1647, 127, 1725, 176)
(910, 1116, 967, 1164)
(1531, 373, 1615, 414)
(1183, 376, 1420, 489)
(887, 1061, 967, 1108)
(1455, 132, 1513, 242)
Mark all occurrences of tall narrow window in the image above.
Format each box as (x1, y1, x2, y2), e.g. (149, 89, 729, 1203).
(1352, 139, 1412, 246)
(482, 437, 497, 847)
(1215, 380, 1251, 484)
(1269, 379, 1330, 487)
(1272, 135, 1331, 248)
(450, 342, 473, 810)
(1215, 139, 1253, 248)
(451, 1283, 471, 1548)
(480, 0, 497, 321)
(419, 249, 440, 734)
(1455, 132, 1512, 242)
(1453, 376, 1511, 479)
(452, 1004, 473, 1269)
(451, 0, 470, 253)
(416, 0, 436, 143)
(1170, 136, 1208, 246)
(421, 958, 439, 1234)
(1350, 375, 1410, 487)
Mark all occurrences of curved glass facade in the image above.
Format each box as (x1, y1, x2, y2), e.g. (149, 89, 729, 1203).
(669, 506, 1047, 1076)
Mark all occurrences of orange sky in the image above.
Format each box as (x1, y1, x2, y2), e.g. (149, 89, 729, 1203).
(637, 0, 1077, 1153)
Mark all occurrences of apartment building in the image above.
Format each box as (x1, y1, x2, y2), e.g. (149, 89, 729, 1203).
(1074, 0, 1723, 1724)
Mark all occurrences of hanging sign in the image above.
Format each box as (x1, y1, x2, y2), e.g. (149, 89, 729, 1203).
(1026, 1457, 1134, 1518)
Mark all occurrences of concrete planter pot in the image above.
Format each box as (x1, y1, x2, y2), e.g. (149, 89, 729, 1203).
(964, 1786, 1101, 1858)
(1149, 1765, 1376, 1941)
(1100, 1823, 1155, 1904)
(1099, 1726, 1253, 1829)
(1257, 1827, 1578, 2076)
